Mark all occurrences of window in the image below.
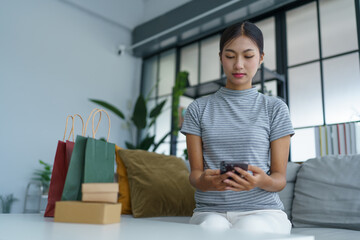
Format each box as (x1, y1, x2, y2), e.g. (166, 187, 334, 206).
(323, 53, 360, 124)
(200, 34, 221, 83)
(154, 96, 172, 144)
(139, 0, 360, 161)
(287, 0, 360, 161)
(288, 62, 323, 128)
(256, 17, 276, 71)
(291, 128, 316, 162)
(319, 0, 358, 57)
(142, 56, 158, 99)
(180, 43, 199, 86)
(286, 2, 319, 66)
(158, 49, 176, 97)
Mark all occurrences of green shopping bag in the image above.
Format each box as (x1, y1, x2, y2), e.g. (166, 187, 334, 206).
(61, 109, 115, 201)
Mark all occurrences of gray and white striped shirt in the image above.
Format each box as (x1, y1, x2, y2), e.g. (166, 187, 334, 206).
(181, 87, 294, 213)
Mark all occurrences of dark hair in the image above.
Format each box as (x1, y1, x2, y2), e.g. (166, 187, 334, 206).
(220, 21, 263, 55)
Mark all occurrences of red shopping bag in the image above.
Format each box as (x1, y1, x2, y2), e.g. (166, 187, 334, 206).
(44, 114, 83, 217)
(44, 110, 101, 217)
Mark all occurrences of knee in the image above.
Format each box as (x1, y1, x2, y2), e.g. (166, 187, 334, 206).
(191, 214, 231, 231)
(232, 216, 266, 232)
(232, 215, 291, 234)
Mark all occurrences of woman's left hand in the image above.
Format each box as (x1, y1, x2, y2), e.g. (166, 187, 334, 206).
(223, 165, 268, 191)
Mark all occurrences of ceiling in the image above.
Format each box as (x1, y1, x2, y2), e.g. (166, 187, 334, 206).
(60, 0, 192, 31)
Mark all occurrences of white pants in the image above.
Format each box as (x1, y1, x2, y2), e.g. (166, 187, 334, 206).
(189, 209, 291, 234)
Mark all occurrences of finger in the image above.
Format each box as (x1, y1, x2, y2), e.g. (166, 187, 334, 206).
(226, 171, 249, 185)
(223, 179, 247, 191)
(247, 165, 262, 173)
(219, 172, 231, 181)
(234, 167, 253, 180)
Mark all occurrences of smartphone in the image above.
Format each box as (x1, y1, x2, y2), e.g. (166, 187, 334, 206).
(220, 161, 248, 179)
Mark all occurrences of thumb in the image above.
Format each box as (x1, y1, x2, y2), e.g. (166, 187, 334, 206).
(248, 165, 263, 174)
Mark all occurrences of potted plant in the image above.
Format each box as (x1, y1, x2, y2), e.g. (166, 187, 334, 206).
(32, 160, 52, 194)
(0, 194, 18, 213)
(90, 94, 169, 151)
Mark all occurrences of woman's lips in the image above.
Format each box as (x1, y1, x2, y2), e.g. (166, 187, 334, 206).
(232, 73, 246, 78)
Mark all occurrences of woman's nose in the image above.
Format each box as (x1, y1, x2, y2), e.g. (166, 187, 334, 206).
(234, 58, 244, 69)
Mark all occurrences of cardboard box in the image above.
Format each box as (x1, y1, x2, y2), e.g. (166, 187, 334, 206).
(82, 183, 119, 203)
(54, 201, 122, 224)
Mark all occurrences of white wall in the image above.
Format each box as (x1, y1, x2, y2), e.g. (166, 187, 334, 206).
(0, 0, 142, 213)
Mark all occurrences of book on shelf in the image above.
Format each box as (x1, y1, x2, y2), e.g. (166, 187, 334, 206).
(314, 127, 321, 157)
(344, 123, 351, 155)
(337, 124, 346, 155)
(331, 124, 339, 155)
(354, 122, 360, 154)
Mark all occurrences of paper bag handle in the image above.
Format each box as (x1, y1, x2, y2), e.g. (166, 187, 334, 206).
(92, 109, 111, 141)
(84, 108, 102, 136)
(68, 114, 85, 141)
(63, 115, 74, 141)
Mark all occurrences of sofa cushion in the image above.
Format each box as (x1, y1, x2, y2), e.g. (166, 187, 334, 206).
(292, 155, 360, 230)
(278, 162, 301, 219)
(118, 149, 195, 218)
(115, 145, 132, 214)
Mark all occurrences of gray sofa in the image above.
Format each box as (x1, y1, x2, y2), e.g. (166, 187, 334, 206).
(279, 155, 360, 240)
(123, 154, 360, 240)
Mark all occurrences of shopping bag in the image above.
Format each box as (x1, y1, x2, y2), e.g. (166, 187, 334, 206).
(44, 114, 84, 217)
(84, 109, 115, 183)
(61, 109, 115, 201)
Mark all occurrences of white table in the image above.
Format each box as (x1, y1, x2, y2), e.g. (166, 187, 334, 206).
(0, 214, 314, 240)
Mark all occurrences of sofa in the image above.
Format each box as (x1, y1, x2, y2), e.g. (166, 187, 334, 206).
(278, 154, 360, 240)
(116, 149, 360, 240)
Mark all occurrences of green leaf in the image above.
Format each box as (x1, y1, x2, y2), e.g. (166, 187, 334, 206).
(149, 99, 166, 118)
(148, 118, 156, 128)
(139, 135, 155, 151)
(125, 141, 136, 149)
(152, 131, 171, 152)
(89, 99, 125, 119)
(39, 160, 51, 167)
(131, 95, 147, 130)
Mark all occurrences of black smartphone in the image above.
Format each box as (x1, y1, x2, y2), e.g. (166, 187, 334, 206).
(220, 161, 248, 179)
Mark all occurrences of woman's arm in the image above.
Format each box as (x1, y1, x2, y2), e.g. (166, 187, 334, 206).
(187, 134, 228, 192)
(224, 135, 291, 192)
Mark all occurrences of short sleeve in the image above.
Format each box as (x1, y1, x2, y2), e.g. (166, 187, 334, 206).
(270, 100, 295, 142)
(180, 100, 202, 137)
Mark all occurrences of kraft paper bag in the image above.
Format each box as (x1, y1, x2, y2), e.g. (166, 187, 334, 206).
(62, 109, 115, 201)
(44, 114, 83, 217)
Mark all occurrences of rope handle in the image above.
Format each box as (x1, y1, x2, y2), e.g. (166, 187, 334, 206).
(68, 114, 85, 141)
(84, 108, 102, 136)
(92, 109, 111, 141)
(63, 115, 74, 141)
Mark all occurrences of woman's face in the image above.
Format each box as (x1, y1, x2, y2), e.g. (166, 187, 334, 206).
(220, 35, 264, 90)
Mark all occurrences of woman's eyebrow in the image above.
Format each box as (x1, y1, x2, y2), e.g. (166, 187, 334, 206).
(224, 49, 236, 53)
(224, 49, 255, 53)
(243, 49, 255, 53)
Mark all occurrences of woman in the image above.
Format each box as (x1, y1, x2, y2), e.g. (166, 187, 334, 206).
(180, 21, 294, 234)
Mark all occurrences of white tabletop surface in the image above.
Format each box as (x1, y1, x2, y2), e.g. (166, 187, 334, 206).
(0, 214, 314, 240)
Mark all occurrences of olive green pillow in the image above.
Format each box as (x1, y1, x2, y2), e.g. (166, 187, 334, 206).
(117, 149, 195, 218)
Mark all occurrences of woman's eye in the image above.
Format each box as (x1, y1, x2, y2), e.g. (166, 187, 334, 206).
(245, 55, 255, 59)
(225, 56, 235, 59)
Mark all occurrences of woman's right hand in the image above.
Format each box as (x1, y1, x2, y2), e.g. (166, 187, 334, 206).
(193, 169, 229, 192)
(186, 134, 228, 191)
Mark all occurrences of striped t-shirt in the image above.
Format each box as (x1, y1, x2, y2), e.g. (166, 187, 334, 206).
(180, 87, 294, 213)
